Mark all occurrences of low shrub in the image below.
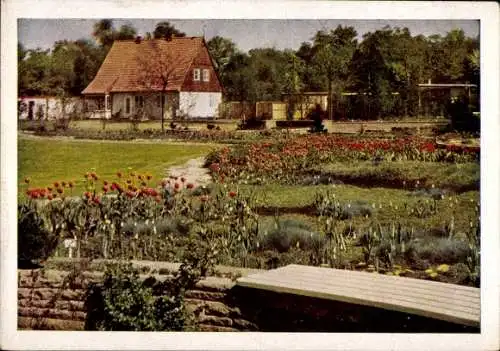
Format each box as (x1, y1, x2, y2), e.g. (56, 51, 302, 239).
(84, 263, 188, 331)
(18, 203, 59, 267)
(258, 219, 324, 253)
(340, 201, 373, 220)
(412, 237, 469, 265)
(155, 218, 191, 237)
(314, 192, 373, 220)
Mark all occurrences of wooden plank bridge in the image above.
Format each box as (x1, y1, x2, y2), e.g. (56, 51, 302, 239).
(236, 264, 480, 327)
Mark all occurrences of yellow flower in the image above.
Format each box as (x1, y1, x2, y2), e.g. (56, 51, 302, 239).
(430, 272, 438, 278)
(437, 264, 450, 273)
(425, 268, 434, 275)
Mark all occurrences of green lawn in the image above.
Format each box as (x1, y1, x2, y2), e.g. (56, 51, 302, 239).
(315, 161, 480, 191)
(239, 183, 479, 236)
(18, 137, 217, 196)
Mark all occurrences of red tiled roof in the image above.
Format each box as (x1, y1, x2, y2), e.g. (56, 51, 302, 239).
(82, 37, 204, 94)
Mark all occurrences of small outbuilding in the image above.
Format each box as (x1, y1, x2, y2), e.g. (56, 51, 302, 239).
(18, 96, 82, 120)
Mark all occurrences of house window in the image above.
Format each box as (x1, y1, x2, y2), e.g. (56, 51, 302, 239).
(202, 69, 210, 82)
(125, 98, 130, 114)
(97, 98, 105, 110)
(135, 95, 144, 109)
(193, 68, 201, 81)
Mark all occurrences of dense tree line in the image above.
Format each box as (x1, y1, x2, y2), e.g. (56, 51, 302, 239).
(208, 25, 479, 119)
(19, 21, 479, 119)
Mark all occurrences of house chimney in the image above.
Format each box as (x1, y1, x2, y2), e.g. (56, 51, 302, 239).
(135, 36, 142, 44)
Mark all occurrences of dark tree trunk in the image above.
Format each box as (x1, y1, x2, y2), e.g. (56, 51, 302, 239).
(161, 90, 165, 132)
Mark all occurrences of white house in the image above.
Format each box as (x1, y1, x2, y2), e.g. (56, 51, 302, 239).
(82, 36, 224, 120)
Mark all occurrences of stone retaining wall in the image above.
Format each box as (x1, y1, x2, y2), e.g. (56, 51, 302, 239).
(17, 268, 257, 332)
(18, 261, 478, 333)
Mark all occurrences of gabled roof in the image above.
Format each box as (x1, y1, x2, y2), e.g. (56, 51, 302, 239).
(82, 37, 204, 95)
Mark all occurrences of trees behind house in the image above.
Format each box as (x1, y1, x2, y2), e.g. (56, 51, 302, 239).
(153, 21, 186, 39)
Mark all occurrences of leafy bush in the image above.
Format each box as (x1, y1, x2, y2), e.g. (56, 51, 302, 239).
(84, 263, 187, 331)
(18, 203, 59, 266)
(447, 97, 480, 134)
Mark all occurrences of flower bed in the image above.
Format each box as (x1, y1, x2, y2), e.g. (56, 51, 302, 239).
(205, 135, 480, 184)
(18, 168, 480, 288)
(30, 127, 279, 144)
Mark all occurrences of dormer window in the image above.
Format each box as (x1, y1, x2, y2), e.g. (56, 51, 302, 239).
(202, 69, 210, 82)
(193, 68, 201, 81)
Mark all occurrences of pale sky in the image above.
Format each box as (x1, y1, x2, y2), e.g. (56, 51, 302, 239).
(18, 19, 479, 53)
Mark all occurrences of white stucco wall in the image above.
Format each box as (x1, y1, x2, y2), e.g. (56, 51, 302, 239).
(179, 92, 222, 118)
(18, 97, 82, 120)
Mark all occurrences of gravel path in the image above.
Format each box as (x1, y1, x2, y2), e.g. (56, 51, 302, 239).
(165, 157, 212, 186)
